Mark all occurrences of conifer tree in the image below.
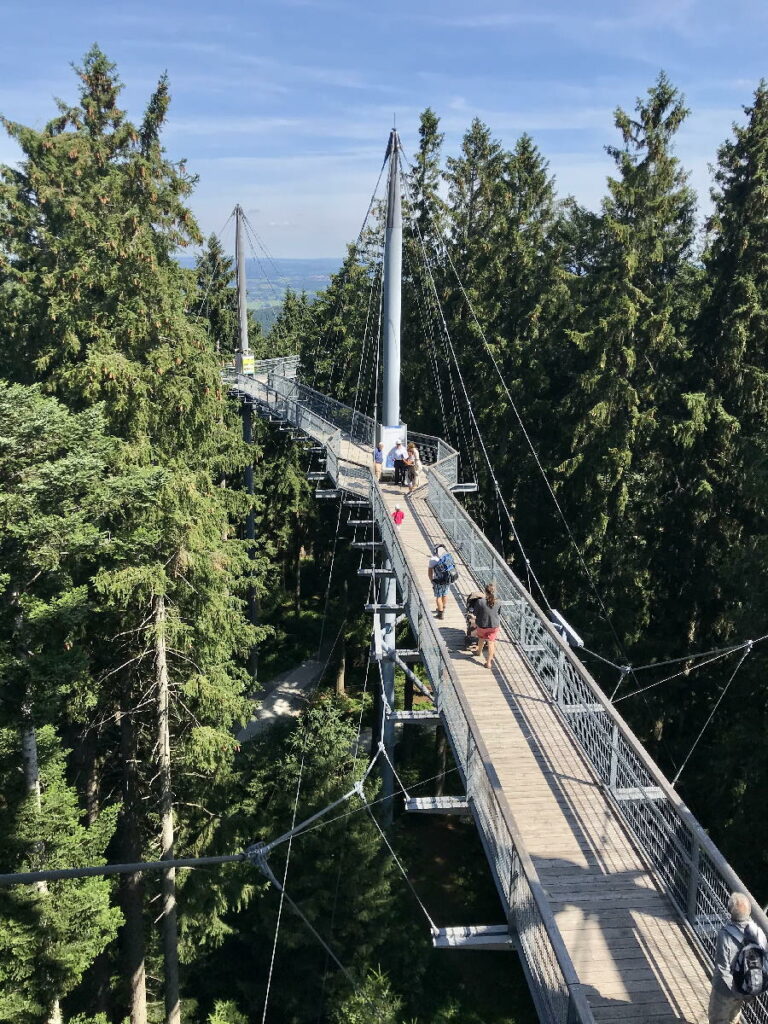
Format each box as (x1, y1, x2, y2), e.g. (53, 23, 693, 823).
(196, 234, 238, 354)
(402, 108, 449, 432)
(557, 72, 697, 647)
(0, 48, 258, 1024)
(0, 382, 129, 1022)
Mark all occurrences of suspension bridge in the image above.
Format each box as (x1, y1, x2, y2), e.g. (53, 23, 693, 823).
(227, 353, 768, 1024)
(3, 132, 766, 1024)
(226, 129, 768, 1024)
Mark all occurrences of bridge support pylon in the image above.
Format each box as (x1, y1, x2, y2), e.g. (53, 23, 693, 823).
(378, 560, 397, 826)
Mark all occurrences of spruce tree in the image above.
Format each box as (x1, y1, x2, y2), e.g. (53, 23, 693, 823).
(0, 382, 128, 1022)
(195, 234, 238, 355)
(557, 72, 697, 649)
(661, 82, 768, 875)
(0, 48, 258, 1024)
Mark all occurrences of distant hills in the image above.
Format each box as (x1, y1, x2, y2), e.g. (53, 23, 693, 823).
(180, 255, 340, 329)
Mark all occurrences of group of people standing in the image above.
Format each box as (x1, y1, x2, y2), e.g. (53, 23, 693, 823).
(373, 439, 422, 492)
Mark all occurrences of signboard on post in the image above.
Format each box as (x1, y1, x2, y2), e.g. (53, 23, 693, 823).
(379, 423, 407, 473)
(237, 352, 255, 376)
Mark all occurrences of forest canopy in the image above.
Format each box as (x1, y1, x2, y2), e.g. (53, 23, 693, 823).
(1, 44, 767, 1024)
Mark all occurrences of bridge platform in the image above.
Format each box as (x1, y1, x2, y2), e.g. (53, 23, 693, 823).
(383, 480, 708, 1024)
(229, 363, 768, 1024)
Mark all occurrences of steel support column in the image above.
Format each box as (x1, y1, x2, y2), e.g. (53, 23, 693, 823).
(379, 562, 397, 825)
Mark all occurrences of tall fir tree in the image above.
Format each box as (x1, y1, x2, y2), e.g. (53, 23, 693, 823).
(659, 82, 768, 879)
(0, 382, 129, 1023)
(557, 72, 697, 652)
(195, 233, 238, 354)
(0, 48, 258, 1024)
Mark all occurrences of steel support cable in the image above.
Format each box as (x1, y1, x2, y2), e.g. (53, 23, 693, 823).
(365, 265, 385, 423)
(402, 239, 453, 451)
(284, 763, 462, 844)
(410, 215, 550, 609)
(261, 753, 304, 1023)
(374, 658, 413, 800)
(406, 216, 479, 484)
(614, 632, 768, 704)
(241, 212, 292, 302)
(400, 148, 636, 670)
(261, 616, 351, 1022)
(0, 761, 465, 889)
(191, 209, 237, 332)
(399, 177, 475, 468)
(316, 598, 376, 1021)
(421, 212, 628, 639)
(353, 252, 384, 428)
(321, 159, 388, 396)
(254, 853, 356, 985)
(581, 646, 625, 672)
(241, 217, 292, 354)
(361, 799, 438, 935)
(671, 643, 754, 786)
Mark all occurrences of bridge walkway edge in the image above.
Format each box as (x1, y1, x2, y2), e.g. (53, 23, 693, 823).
(380, 481, 708, 1024)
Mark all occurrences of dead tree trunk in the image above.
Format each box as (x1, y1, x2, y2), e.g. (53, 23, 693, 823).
(155, 595, 181, 1024)
(119, 694, 147, 1024)
(20, 686, 62, 1024)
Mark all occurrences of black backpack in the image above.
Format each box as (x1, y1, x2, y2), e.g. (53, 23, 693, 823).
(432, 552, 458, 585)
(728, 925, 768, 997)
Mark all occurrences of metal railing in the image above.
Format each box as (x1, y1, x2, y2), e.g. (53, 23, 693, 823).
(369, 479, 596, 1024)
(408, 428, 459, 486)
(230, 362, 768, 1024)
(227, 374, 343, 462)
(268, 376, 377, 447)
(426, 466, 768, 1022)
(232, 370, 592, 1024)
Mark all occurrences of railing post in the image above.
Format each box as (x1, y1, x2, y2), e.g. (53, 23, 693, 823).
(609, 723, 619, 790)
(686, 839, 701, 927)
(553, 648, 565, 703)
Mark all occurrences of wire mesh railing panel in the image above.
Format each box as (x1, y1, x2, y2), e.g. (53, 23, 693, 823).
(425, 464, 768, 980)
(230, 373, 768, 1022)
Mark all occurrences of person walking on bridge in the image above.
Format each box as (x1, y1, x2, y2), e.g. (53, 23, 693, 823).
(405, 441, 422, 493)
(474, 583, 501, 670)
(373, 441, 384, 481)
(393, 440, 407, 486)
(709, 892, 768, 1024)
(428, 543, 456, 620)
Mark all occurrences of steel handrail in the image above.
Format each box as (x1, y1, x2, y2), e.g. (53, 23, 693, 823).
(428, 460, 768, 1011)
(369, 476, 595, 1024)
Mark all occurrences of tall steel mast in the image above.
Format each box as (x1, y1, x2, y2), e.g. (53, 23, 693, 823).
(378, 130, 404, 824)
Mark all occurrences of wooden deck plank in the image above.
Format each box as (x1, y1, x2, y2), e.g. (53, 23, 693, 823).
(329, 467, 711, 1024)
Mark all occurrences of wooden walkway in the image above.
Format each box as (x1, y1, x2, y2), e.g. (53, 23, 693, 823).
(375, 477, 710, 1024)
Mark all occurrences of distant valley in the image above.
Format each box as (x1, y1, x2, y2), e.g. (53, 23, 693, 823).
(181, 255, 340, 329)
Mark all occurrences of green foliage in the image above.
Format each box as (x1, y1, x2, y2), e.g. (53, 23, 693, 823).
(207, 1000, 248, 1024)
(330, 968, 405, 1024)
(0, 727, 121, 1023)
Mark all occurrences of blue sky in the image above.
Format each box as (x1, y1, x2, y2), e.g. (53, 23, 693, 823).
(0, 0, 766, 257)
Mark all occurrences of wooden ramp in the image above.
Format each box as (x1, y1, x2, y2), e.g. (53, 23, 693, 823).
(379, 480, 709, 1024)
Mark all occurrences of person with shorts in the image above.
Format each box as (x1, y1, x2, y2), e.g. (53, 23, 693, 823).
(428, 543, 451, 620)
(474, 583, 500, 670)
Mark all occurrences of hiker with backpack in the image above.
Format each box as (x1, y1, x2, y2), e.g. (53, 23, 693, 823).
(428, 543, 457, 620)
(709, 892, 768, 1024)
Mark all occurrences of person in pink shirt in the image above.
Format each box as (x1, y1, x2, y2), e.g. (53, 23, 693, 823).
(392, 506, 405, 531)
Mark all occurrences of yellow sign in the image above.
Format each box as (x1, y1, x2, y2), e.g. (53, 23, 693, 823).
(240, 353, 255, 375)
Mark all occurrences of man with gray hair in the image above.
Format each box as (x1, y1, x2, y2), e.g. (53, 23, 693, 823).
(709, 892, 768, 1024)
